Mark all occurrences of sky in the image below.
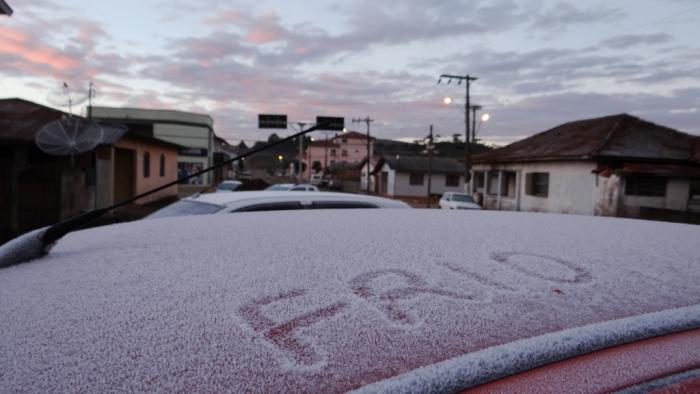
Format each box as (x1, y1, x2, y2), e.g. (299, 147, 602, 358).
(1, 0, 699, 146)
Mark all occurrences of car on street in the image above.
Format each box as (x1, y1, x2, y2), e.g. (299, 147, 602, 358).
(309, 173, 324, 186)
(439, 192, 482, 210)
(1, 210, 698, 392)
(147, 190, 409, 218)
(265, 183, 319, 192)
(215, 179, 242, 192)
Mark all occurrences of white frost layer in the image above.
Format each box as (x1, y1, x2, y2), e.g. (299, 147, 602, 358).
(354, 304, 700, 394)
(0, 227, 48, 268)
(1, 210, 699, 392)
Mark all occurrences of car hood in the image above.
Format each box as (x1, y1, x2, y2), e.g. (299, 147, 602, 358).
(1, 210, 699, 392)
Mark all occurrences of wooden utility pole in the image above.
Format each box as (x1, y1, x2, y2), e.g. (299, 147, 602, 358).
(352, 116, 374, 194)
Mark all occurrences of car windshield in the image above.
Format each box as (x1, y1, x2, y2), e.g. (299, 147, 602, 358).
(147, 200, 223, 218)
(452, 194, 475, 203)
(218, 182, 241, 191)
(266, 185, 293, 191)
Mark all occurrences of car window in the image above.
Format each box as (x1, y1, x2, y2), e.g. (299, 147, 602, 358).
(266, 185, 292, 191)
(218, 182, 240, 191)
(311, 201, 378, 209)
(147, 200, 223, 218)
(233, 201, 304, 212)
(452, 194, 475, 203)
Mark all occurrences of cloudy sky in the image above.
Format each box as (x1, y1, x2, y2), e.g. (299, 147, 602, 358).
(1, 0, 699, 145)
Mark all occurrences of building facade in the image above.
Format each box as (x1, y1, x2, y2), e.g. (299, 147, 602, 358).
(471, 114, 700, 221)
(92, 106, 215, 186)
(303, 131, 374, 180)
(365, 155, 465, 197)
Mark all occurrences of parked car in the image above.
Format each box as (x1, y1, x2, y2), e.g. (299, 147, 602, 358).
(309, 173, 323, 185)
(265, 183, 319, 192)
(215, 179, 242, 192)
(264, 183, 295, 191)
(147, 191, 409, 218)
(1, 211, 698, 392)
(439, 192, 482, 210)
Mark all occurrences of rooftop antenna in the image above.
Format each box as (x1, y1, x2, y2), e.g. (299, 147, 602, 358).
(46, 81, 88, 115)
(38, 82, 105, 165)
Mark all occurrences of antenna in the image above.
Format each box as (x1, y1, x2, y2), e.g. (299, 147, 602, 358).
(35, 116, 104, 165)
(46, 82, 88, 115)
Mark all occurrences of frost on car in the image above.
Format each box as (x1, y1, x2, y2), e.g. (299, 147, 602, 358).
(0, 210, 699, 392)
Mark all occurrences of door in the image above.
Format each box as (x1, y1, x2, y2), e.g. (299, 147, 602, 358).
(114, 148, 135, 203)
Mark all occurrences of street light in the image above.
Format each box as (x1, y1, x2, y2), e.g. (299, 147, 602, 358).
(442, 97, 491, 143)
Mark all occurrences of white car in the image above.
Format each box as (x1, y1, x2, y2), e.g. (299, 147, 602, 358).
(215, 180, 242, 192)
(265, 183, 319, 192)
(439, 192, 481, 210)
(1, 211, 698, 392)
(309, 173, 323, 185)
(147, 191, 409, 218)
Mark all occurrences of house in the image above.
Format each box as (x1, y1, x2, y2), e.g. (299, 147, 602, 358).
(365, 155, 465, 197)
(91, 106, 215, 187)
(471, 114, 700, 221)
(0, 98, 180, 243)
(303, 130, 374, 179)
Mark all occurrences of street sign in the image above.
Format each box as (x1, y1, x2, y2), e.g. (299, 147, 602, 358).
(258, 114, 288, 129)
(316, 116, 344, 131)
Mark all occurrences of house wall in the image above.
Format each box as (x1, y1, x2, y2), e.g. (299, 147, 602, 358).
(304, 145, 336, 179)
(474, 161, 695, 217)
(153, 123, 212, 185)
(91, 106, 215, 186)
(473, 161, 598, 215)
(114, 138, 178, 205)
(393, 172, 464, 197)
(332, 135, 372, 164)
(621, 178, 690, 214)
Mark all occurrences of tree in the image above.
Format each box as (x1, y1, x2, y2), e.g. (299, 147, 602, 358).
(238, 140, 248, 151)
(452, 134, 462, 144)
(267, 133, 280, 143)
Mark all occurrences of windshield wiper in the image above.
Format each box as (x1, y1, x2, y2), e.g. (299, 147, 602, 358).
(0, 123, 325, 268)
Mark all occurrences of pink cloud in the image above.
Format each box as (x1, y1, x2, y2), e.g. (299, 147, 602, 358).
(0, 26, 80, 70)
(246, 27, 281, 44)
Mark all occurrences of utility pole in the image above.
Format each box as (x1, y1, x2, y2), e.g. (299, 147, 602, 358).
(427, 125, 434, 208)
(352, 116, 374, 194)
(471, 104, 482, 144)
(439, 74, 477, 193)
(289, 122, 307, 183)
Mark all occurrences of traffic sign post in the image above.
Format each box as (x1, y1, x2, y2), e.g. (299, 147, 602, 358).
(258, 114, 288, 129)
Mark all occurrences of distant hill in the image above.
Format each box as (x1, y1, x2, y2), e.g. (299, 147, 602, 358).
(374, 138, 492, 158)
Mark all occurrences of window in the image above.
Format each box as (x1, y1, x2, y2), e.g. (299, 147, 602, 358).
(143, 151, 150, 178)
(159, 154, 165, 177)
(341, 150, 348, 157)
(487, 171, 499, 195)
(445, 174, 460, 187)
(625, 176, 666, 197)
(330, 149, 336, 156)
(341, 138, 347, 143)
(409, 173, 424, 185)
(474, 172, 485, 188)
(525, 172, 549, 197)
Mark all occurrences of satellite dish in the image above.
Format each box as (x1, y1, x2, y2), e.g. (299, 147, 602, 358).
(36, 116, 104, 158)
(46, 82, 88, 114)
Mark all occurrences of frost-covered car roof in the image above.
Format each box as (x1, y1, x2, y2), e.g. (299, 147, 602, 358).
(1, 210, 699, 392)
